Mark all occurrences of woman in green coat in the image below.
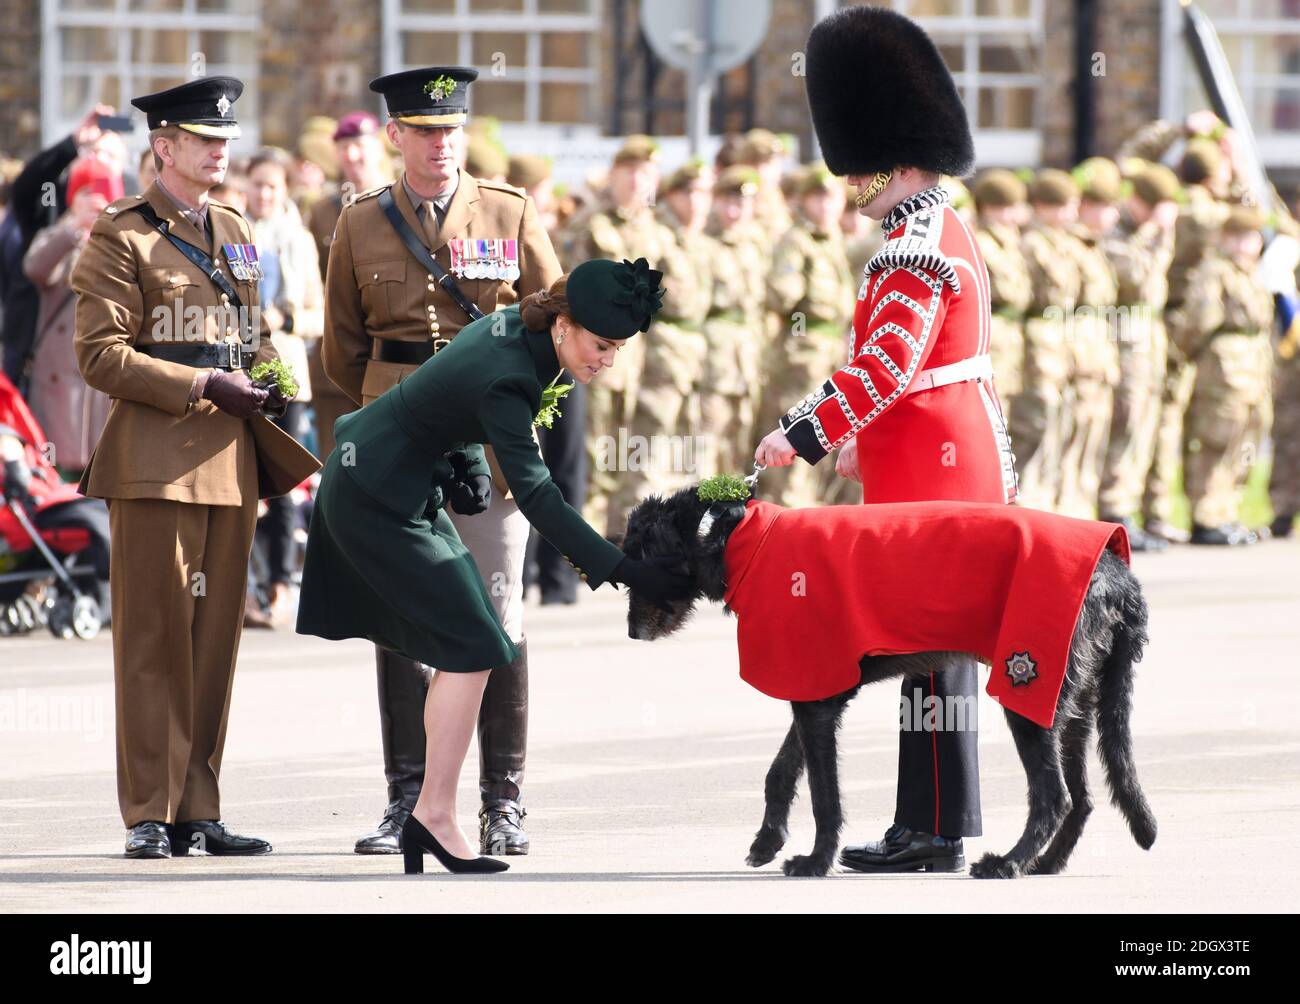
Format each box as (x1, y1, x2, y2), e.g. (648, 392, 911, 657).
(297, 257, 689, 874)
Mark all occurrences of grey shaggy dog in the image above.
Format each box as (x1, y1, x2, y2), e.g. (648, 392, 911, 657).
(622, 487, 1157, 878)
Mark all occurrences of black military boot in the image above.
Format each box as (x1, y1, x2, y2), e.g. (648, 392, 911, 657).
(1271, 513, 1296, 539)
(1100, 513, 1168, 552)
(478, 640, 530, 855)
(1190, 522, 1257, 546)
(355, 649, 429, 854)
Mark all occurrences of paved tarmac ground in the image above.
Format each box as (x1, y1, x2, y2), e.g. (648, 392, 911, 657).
(2, 538, 1298, 914)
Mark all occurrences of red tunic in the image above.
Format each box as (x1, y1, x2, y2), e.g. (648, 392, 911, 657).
(779, 187, 1016, 505)
(722, 500, 1130, 728)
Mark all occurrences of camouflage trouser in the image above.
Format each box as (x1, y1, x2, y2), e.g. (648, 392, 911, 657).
(1183, 332, 1269, 528)
(1098, 314, 1167, 518)
(1141, 353, 1197, 526)
(701, 315, 761, 478)
(988, 313, 1025, 425)
(585, 336, 645, 535)
(1269, 341, 1300, 519)
(756, 323, 845, 508)
(626, 323, 710, 504)
(1056, 313, 1118, 519)
(1009, 316, 1071, 511)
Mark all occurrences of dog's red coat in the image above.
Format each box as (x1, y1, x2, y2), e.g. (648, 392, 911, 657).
(722, 500, 1130, 727)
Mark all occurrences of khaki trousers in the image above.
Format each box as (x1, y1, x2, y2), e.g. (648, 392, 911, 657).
(109, 496, 257, 828)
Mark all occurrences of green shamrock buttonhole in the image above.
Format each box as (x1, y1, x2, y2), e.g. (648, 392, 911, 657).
(534, 374, 574, 430)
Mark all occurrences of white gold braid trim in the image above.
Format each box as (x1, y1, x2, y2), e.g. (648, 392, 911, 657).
(880, 185, 950, 233)
(869, 191, 961, 293)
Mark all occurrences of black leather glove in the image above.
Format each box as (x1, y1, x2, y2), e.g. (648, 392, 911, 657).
(204, 369, 268, 419)
(446, 450, 491, 516)
(610, 554, 693, 606)
(259, 383, 290, 418)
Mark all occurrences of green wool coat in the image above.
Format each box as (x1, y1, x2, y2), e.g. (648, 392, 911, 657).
(296, 305, 624, 670)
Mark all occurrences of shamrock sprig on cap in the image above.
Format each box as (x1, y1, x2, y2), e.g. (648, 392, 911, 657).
(424, 75, 458, 101)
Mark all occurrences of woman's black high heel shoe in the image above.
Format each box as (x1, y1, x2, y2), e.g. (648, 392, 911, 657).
(401, 814, 510, 874)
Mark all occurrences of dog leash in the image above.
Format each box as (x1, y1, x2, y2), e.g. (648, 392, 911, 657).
(744, 461, 766, 491)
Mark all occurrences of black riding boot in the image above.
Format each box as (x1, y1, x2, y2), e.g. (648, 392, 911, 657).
(355, 648, 429, 854)
(478, 639, 530, 855)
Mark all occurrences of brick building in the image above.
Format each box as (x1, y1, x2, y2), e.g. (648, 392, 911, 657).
(2, 1, 1298, 184)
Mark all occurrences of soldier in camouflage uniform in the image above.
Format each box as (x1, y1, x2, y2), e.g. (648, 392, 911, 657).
(759, 164, 855, 507)
(737, 128, 793, 246)
(630, 159, 715, 495)
(1169, 205, 1273, 544)
(702, 166, 768, 477)
(1120, 119, 1240, 542)
(1011, 169, 1082, 512)
(561, 135, 675, 536)
(1055, 157, 1121, 520)
(1097, 162, 1180, 549)
(1270, 212, 1300, 538)
(972, 169, 1032, 423)
(841, 181, 884, 285)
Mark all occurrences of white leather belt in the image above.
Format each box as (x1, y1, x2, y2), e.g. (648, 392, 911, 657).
(904, 354, 993, 396)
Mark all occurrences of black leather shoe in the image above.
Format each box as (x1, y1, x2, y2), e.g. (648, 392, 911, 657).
(1271, 513, 1296, 539)
(169, 820, 272, 856)
(1100, 514, 1168, 553)
(1191, 522, 1257, 546)
(479, 798, 529, 855)
(839, 825, 965, 873)
(355, 799, 414, 855)
(125, 821, 170, 859)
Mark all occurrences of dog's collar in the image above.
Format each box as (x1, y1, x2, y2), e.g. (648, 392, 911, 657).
(697, 502, 744, 540)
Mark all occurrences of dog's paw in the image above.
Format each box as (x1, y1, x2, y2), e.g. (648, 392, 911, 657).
(746, 845, 776, 868)
(745, 830, 785, 867)
(969, 852, 1023, 879)
(782, 854, 832, 877)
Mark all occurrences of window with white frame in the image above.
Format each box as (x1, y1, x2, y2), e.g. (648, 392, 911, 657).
(382, 0, 600, 128)
(897, 0, 1045, 166)
(1161, 0, 1300, 168)
(40, 0, 260, 151)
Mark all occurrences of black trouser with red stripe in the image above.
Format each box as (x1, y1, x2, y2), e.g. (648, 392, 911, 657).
(894, 656, 982, 837)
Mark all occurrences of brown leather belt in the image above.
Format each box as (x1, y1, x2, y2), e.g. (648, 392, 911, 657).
(371, 337, 450, 364)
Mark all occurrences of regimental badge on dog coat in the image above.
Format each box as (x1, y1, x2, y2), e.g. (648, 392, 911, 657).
(721, 500, 1130, 727)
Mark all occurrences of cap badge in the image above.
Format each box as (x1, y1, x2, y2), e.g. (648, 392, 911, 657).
(216, 94, 232, 118)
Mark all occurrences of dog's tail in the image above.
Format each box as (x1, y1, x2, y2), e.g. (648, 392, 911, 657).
(1095, 559, 1157, 850)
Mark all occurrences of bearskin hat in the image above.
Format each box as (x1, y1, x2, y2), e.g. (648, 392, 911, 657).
(805, 5, 974, 179)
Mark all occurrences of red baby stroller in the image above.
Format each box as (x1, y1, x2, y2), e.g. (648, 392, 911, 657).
(0, 371, 109, 639)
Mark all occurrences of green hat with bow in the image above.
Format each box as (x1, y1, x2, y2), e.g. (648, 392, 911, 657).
(566, 257, 665, 340)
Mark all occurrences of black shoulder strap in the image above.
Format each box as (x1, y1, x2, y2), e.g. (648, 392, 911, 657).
(377, 186, 485, 323)
(131, 200, 245, 311)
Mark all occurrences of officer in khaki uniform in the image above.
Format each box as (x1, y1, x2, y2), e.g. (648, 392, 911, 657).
(1055, 158, 1121, 520)
(560, 135, 675, 537)
(303, 111, 393, 459)
(633, 159, 714, 495)
(1011, 169, 1083, 512)
(972, 169, 1032, 418)
(703, 166, 769, 477)
(1097, 162, 1180, 548)
(322, 67, 561, 857)
(1170, 205, 1274, 544)
(72, 77, 319, 858)
(760, 164, 855, 507)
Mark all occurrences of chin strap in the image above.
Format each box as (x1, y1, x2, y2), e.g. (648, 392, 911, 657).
(855, 170, 892, 209)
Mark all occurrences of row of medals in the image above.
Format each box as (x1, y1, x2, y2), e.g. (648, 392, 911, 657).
(449, 239, 521, 282)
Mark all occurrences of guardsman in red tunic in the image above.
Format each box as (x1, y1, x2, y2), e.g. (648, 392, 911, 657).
(756, 5, 1015, 873)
